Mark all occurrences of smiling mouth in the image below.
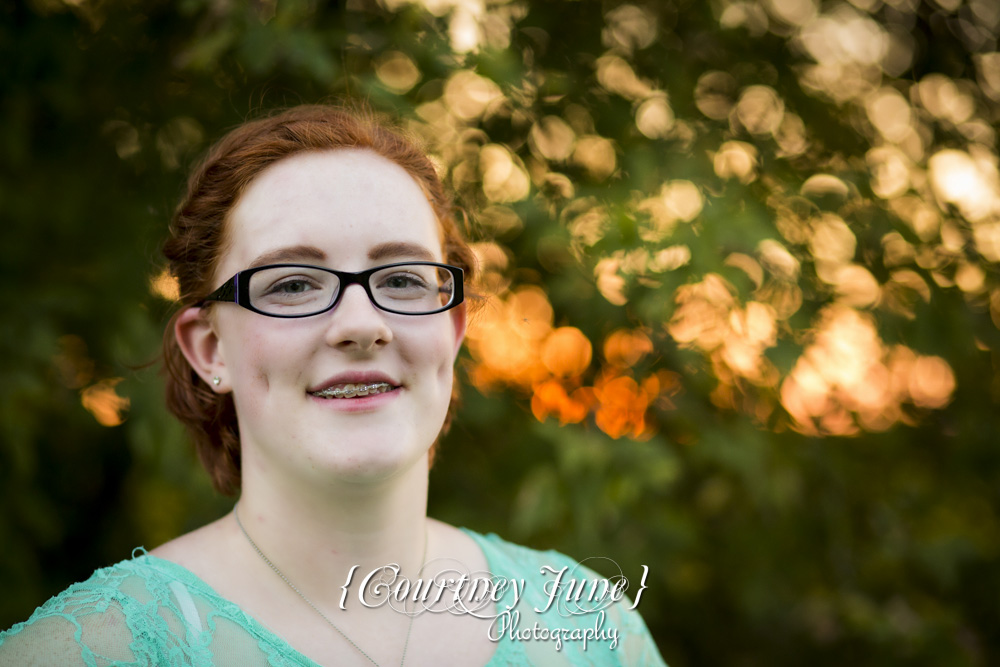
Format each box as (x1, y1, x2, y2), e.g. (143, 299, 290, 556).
(310, 382, 397, 399)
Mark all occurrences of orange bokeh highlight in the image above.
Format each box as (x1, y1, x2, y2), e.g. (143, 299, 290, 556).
(780, 305, 956, 435)
(81, 378, 130, 427)
(465, 286, 553, 391)
(604, 329, 654, 368)
(667, 274, 778, 386)
(593, 373, 652, 440)
(541, 327, 593, 377)
(466, 288, 670, 438)
(909, 356, 957, 409)
(531, 380, 592, 425)
(150, 269, 181, 302)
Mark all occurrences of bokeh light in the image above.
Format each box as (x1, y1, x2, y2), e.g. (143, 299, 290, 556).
(80, 378, 130, 427)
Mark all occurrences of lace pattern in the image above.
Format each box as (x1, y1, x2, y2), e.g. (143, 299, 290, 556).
(0, 532, 666, 666)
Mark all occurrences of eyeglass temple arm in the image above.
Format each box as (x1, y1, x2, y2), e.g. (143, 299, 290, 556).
(200, 276, 238, 305)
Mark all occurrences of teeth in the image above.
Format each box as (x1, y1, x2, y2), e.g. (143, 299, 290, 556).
(311, 382, 394, 399)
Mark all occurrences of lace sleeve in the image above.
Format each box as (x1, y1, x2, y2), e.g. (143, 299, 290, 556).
(0, 561, 202, 666)
(0, 599, 141, 666)
(601, 591, 668, 667)
(470, 531, 668, 666)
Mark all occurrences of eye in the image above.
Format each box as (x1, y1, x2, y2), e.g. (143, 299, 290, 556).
(267, 278, 317, 295)
(382, 273, 428, 290)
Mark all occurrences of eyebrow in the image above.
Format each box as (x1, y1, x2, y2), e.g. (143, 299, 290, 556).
(247, 245, 327, 269)
(246, 241, 436, 270)
(367, 242, 437, 262)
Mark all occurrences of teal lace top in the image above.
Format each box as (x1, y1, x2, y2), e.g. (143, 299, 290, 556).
(0, 530, 666, 666)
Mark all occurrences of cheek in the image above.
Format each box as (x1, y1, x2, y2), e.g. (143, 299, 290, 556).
(401, 320, 459, 384)
(429, 327, 460, 400)
(426, 321, 460, 368)
(221, 322, 296, 395)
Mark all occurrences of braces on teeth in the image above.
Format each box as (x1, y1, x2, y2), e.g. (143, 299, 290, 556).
(312, 382, 393, 399)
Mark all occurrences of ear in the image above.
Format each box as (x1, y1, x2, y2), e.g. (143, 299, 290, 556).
(450, 302, 467, 359)
(175, 307, 230, 393)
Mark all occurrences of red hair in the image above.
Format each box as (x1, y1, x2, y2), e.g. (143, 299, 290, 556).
(162, 105, 475, 495)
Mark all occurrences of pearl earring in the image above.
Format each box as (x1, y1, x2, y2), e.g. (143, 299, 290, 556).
(212, 376, 221, 386)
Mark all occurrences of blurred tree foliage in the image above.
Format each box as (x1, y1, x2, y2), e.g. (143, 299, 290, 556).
(2, 0, 1000, 664)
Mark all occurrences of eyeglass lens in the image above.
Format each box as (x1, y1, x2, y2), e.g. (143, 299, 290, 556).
(247, 264, 456, 316)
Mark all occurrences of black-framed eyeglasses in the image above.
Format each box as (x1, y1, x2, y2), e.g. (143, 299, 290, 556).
(197, 262, 464, 318)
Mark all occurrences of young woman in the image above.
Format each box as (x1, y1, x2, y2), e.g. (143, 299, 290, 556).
(0, 106, 665, 666)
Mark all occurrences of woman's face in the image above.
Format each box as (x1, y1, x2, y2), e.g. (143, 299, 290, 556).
(189, 149, 465, 485)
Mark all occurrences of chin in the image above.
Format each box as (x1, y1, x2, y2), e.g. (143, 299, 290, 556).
(313, 438, 431, 484)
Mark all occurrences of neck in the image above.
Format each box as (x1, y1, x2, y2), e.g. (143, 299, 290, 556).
(232, 453, 431, 610)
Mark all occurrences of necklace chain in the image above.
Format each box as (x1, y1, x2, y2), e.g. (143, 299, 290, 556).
(233, 506, 424, 667)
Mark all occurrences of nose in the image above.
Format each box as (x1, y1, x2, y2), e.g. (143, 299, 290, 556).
(323, 282, 393, 351)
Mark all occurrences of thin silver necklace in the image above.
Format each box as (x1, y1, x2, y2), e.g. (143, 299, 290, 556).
(233, 505, 425, 667)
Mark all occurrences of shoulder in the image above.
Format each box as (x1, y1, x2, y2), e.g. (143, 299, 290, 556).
(461, 529, 617, 593)
(460, 530, 668, 666)
(148, 513, 232, 575)
(0, 551, 207, 666)
(3, 550, 172, 630)
(460, 528, 575, 574)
